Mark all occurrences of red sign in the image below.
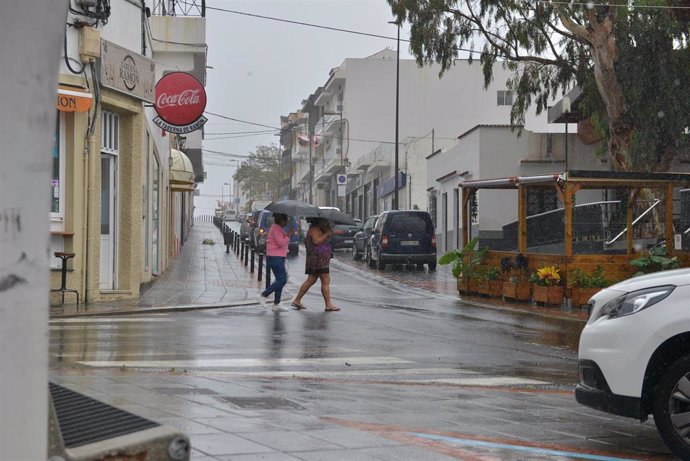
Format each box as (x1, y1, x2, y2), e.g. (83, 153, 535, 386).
(154, 72, 206, 127)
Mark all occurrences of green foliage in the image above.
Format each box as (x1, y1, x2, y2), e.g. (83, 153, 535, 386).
(438, 237, 487, 279)
(478, 265, 501, 281)
(233, 145, 282, 201)
(570, 266, 609, 289)
(390, 0, 690, 170)
(629, 246, 680, 275)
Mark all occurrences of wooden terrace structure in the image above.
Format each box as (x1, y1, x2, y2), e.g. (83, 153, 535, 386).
(460, 170, 690, 288)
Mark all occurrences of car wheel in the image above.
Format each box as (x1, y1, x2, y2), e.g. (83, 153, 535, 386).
(376, 250, 385, 270)
(652, 354, 690, 459)
(352, 244, 362, 260)
(428, 262, 437, 271)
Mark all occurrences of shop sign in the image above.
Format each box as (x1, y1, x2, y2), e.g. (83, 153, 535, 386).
(100, 39, 155, 102)
(153, 72, 207, 134)
(56, 87, 92, 112)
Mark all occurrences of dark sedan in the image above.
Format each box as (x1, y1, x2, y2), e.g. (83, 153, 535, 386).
(331, 220, 362, 250)
(352, 215, 378, 260)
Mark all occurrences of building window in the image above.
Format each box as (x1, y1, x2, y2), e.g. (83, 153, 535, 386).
(428, 192, 437, 229)
(51, 112, 65, 224)
(497, 90, 513, 106)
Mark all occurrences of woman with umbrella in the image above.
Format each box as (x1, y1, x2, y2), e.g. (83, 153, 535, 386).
(290, 217, 341, 312)
(256, 213, 294, 312)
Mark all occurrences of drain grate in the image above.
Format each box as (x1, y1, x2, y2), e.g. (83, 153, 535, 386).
(50, 382, 160, 448)
(154, 387, 217, 396)
(219, 396, 304, 410)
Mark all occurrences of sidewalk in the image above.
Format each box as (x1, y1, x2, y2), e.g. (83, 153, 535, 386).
(49, 220, 587, 322)
(49, 220, 261, 318)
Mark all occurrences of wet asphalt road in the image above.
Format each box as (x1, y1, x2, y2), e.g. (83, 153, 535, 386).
(48, 232, 675, 460)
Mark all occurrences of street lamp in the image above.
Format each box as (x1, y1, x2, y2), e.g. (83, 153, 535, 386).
(388, 19, 401, 210)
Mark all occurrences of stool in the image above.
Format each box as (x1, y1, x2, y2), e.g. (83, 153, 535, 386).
(51, 252, 79, 306)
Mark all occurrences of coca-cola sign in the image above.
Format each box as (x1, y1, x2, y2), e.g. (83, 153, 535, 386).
(153, 72, 207, 133)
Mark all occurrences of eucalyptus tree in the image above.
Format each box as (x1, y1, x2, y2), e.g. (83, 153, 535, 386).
(233, 145, 282, 203)
(390, 0, 690, 172)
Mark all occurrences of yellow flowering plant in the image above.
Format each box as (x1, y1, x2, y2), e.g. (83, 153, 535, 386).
(529, 265, 561, 287)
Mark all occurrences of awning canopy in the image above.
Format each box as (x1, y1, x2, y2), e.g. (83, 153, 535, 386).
(170, 149, 195, 192)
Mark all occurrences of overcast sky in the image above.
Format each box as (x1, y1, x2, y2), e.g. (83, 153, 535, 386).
(197, 0, 415, 214)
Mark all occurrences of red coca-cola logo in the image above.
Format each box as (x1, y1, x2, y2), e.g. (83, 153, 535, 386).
(154, 72, 206, 126)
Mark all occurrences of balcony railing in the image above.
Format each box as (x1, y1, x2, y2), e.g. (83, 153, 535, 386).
(151, 0, 205, 17)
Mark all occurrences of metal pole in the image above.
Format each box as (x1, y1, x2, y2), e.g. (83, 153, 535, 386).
(394, 22, 400, 210)
(309, 121, 313, 204)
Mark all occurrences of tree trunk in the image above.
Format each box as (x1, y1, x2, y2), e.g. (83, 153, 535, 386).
(588, 11, 632, 172)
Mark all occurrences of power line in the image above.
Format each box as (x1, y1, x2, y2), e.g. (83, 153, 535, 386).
(204, 111, 281, 130)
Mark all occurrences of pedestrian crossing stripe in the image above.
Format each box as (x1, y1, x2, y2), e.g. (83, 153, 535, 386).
(76, 356, 414, 368)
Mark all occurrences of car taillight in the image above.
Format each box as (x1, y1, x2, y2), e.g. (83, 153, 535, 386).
(431, 235, 436, 248)
(382, 235, 388, 248)
(334, 229, 344, 235)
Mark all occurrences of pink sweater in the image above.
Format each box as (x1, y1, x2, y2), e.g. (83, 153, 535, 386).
(266, 223, 289, 257)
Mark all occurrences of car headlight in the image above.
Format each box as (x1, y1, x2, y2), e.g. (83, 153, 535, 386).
(592, 285, 675, 321)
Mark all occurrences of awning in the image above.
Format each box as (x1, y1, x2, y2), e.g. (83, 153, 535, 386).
(56, 87, 93, 113)
(170, 149, 195, 192)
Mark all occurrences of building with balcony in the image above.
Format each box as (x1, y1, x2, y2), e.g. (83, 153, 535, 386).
(288, 48, 562, 216)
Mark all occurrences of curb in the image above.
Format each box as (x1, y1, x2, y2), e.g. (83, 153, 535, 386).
(49, 300, 259, 319)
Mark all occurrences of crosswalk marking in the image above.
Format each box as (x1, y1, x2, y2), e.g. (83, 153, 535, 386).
(76, 356, 414, 368)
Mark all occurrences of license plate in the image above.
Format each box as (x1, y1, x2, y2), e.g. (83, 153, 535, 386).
(344, 239, 353, 244)
(401, 240, 419, 246)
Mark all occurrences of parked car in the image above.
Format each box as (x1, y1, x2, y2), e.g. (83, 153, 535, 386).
(248, 209, 263, 248)
(575, 268, 690, 459)
(366, 210, 437, 271)
(331, 219, 362, 251)
(352, 215, 378, 260)
(254, 210, 300, 256)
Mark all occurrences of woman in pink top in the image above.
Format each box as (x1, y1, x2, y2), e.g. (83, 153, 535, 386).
(257, 213, 292, 312)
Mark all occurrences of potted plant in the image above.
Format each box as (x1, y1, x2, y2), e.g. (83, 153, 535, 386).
(629, 245, 680, 275)
(530, 265, 564, 306)
(570, 266, 609, 308)
(501, 254, 531, 302)
(439, 237, 487, 295)
(477, 265, 502, 297)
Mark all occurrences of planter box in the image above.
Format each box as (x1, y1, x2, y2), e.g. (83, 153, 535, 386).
(457, 277, 469, 294)
(533, 285, 565, 306)
(502, 282, 532, 302)
(478, 280, 502, 297)
(467, 278, 480, 295)
(571, 287, 601, 308)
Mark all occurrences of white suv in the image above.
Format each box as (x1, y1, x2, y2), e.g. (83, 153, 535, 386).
(576, 267, 690, 458)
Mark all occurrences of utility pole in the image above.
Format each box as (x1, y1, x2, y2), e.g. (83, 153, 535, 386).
(0, 2, 67, 458)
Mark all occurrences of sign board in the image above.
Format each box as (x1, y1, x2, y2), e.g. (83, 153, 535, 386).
(336, 174, 347, 186)
(153, 72, 208, 134)
(100, 39, 155, 102)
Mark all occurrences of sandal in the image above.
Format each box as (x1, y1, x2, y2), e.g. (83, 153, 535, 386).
(291, 302, 307, 310)
(325, 306, 341, 312)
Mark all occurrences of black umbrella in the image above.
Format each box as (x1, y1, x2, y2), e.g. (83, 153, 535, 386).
(317, 207, 357, 225)
(264, 200, 319, 216)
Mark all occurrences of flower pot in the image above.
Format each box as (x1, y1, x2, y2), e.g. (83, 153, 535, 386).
(571, 287, 601, 308)
(503, 282, 532, 302)
(533, 285, 564, 306)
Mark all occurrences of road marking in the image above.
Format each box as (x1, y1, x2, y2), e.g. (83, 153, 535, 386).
(406, 377, 548, 386)
(412, 433, 639, 461)
(76, 356, 414, 368)
(50, 316, 169, 324)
